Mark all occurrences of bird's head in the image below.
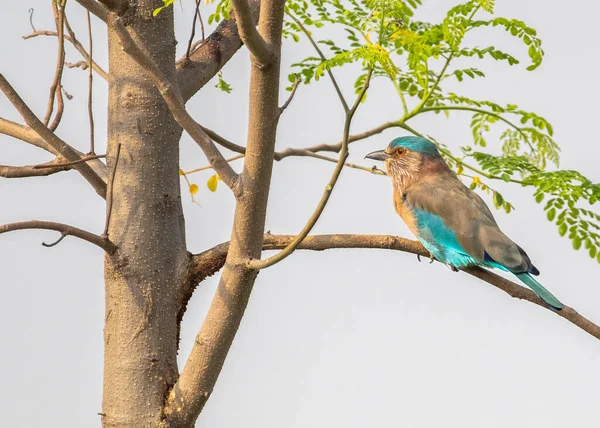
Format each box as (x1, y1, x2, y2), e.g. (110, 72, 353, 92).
(365, 136, 442, 186)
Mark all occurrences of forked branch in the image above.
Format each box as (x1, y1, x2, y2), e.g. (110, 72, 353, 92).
(101, 9, 243, 197)
(231, 0, 273, 67)
(247, 70, 373, 270)
(0, 74, 107, 197)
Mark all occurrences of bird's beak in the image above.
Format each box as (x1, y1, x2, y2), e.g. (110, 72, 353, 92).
(365, 150, 389, 162)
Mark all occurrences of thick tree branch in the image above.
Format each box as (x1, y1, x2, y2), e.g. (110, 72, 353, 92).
(75, 0, 109, 23)
(187, 234, 600, 340)
(231, 0, 273, 67)
(176, 0, 260, 101)
(0, 118, 54, 153)
(0, 74, 107, 197)
(163, 0, 286, 422)
(104, 11, 243, 197)
(0, 220, 116, 253)
(98, 0, 129, 14)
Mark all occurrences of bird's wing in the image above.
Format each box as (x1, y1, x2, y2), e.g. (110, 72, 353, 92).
(406, 173, 532, 273)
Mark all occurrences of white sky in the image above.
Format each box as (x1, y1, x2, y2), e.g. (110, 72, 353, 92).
(1, 0, 599, 427)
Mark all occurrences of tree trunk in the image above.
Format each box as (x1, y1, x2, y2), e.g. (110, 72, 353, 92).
(102, 3, 188, 426)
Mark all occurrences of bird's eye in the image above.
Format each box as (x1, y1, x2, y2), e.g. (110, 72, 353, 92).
(395, 148, 405, 155)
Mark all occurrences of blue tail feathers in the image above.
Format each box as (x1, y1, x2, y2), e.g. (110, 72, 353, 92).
(514, 272, 563, 311)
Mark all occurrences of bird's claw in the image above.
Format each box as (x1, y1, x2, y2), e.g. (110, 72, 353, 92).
(417, 252, 435, 264)
(450, 265, 459, 272)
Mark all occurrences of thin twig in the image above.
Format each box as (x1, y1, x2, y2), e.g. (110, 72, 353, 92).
(86, 10, 95, 154)
(287, 12, 349, 112)
(33, 153, 106, 169)
(196, 2, 205, 42)
(182, 154, 244, 175)
(0, 221, 116, 253)
(48, 84, 64, 131)
(248, 68, 373, 270)
(278, 76, 300, 115)
(43, 0, 67, 127)
(42, 233, 67, 248)
(185, 0, 202, 62)
(28, 8, 36, 32)
(103, 144, 121, 237)
(25, 26, 109, 80)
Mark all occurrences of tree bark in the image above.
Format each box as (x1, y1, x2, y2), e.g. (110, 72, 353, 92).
(102, 3, 188, 426)
(161, 0, 285, 424)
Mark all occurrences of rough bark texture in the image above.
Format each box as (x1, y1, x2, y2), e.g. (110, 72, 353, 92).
(161, 0, 286, 424)
(103, 2, 188, 426)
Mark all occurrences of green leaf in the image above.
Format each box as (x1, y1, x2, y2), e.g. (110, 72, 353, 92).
(573, 237, 582, 250)
(214, 72, 233, 93)
(546, 207, 556, 221)
(558, 223, 567, 236)
(492, 191, 504, 208)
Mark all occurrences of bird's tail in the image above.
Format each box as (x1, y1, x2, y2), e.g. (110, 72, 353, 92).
(514, 272, 563, 311)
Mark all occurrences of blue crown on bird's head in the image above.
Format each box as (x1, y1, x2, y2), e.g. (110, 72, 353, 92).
(387, 136, 440, 157)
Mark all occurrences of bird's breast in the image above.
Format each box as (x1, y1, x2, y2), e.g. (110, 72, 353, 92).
(393, 191, 418, 236)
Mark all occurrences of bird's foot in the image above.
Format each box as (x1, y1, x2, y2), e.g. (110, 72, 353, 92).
(449, 265, 459, 272)
(417, 252, 435, 264)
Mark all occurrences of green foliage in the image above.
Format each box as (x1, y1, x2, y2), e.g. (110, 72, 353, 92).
(153, 0, 176, 17)
(214, 72, 233, 93)
(208, 0, 232, 25)
(277, 0, 599, 262)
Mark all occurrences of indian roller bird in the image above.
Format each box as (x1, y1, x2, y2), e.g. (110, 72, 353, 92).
(365, 136, 564, 310)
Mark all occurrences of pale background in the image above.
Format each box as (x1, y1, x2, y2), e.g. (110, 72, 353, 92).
(1, 1, 599, 427)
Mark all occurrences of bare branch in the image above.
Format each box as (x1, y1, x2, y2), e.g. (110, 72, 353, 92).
(163, 0, 286, 421)
(33, 153, 106, 169)
(287, 12, 349, 112)
(184, 0, 203, 63)
(103, 144, 121, 237)
(201, 119, 401, 161)
(86, 10, 96, 153)
(0, 118, 54, 153)
(48, 84, 65, 132)
(0, 221, 116, 253)
(248, 69, 373, 269)
(187, 234, 600, 340)
(24, 27, 109, 80)
(275, 119, 402, 159)
(175, 0, 260, 102)
(231, 0, 273, 67)
(182, 154, 244, 175)
(42, 0, 67, 127)
(0, 73, 107, 197)
(0, 158, 70, 178)
(28, 8, 36, 32)
(41, 233, 67, 248)
(200, 125, 247, 154)
(278, 76, 299, 115)
(104, 11, 242, 197)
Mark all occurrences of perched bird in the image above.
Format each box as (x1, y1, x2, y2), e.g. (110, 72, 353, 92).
(365, 136, 564, 310)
